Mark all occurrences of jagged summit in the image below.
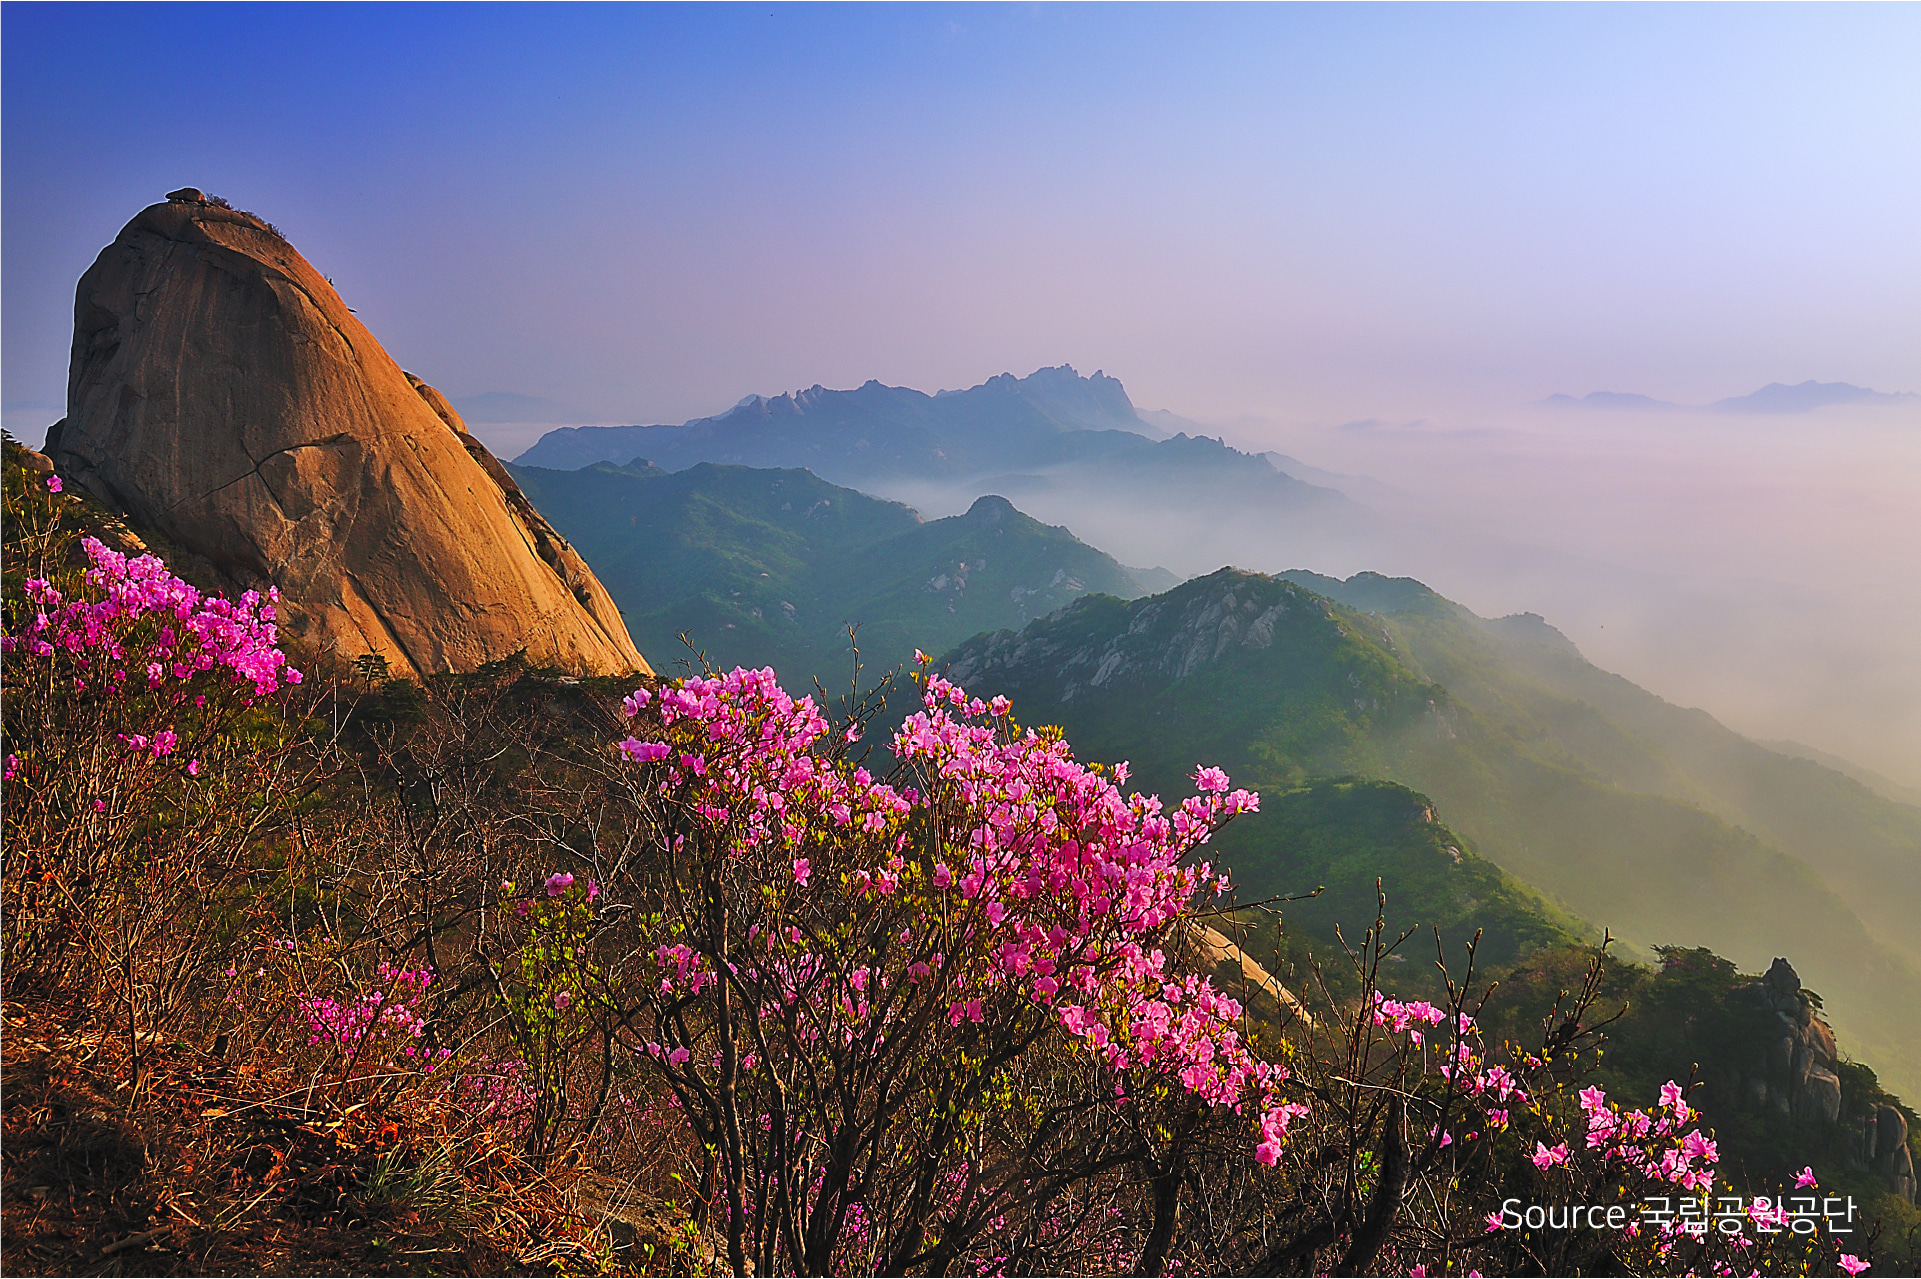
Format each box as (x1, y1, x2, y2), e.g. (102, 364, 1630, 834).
(46, 191, 650, 679)
(1733, 957, 1914, 1203)
(512, 365, 1151, 475)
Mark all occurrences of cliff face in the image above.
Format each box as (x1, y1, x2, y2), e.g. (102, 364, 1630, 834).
(1731, 958, 1845, 1125)
(1731, 959, 1915, 1204)
(46, 190, 649, 680)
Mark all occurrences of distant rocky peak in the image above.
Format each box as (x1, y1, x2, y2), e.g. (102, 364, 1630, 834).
(1004, 364, 1140, 431)
(1762, 955, 1803, 997)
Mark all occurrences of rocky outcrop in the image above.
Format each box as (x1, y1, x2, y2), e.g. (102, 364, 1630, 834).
(1184, 923, 1315, 1029)
(1729, 958, 1915, 1204)
(46, 190, 649, 680)
(1729, 957, 1844, 1125)
(1848, 1103, 1915, 1205)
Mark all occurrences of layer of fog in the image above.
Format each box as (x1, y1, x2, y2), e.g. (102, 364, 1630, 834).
(876, 400, 1921, 794)
(17, 376, 1912, 794)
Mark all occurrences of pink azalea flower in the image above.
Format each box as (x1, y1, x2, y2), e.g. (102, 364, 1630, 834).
(1531, 1141, 1570, 1170)
(544, 871, 575, 896)
(1485, 1212, 1505, 1233)
(1796, 1166, 1818, 1188)
(619, 737, 671, 763)
(1192, 765, 1230, 793)
(793, 857, 811, 886)
(46, 475, 63, 493)
(1839, 1256, 1870, 1276)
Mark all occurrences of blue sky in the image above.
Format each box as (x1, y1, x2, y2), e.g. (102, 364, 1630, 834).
(6, 3, 1918, 431)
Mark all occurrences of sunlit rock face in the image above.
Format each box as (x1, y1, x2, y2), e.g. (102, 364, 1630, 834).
(48, 191, 650, 680)
(1732, 958, 1915, 1206)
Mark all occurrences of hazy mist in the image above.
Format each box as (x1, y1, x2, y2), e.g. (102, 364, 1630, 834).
(873, 396, 1921, 795)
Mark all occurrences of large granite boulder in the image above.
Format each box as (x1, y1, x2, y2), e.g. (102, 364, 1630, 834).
(46, 191, 650, 680)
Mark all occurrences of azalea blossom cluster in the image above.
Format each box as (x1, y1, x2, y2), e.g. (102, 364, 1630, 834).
(1475, 1078, 1719, 1195)
(296, 960, 437, 1055)
(3, 536, 300, 699)
(893, 673, 1292, 1148)
(623, 664, 1296, 1156)
(1429, 1027, 1722, 1200)
(1372, 991, 1451, 1044)
(1567, 1081, 1721, 1191)
(454, 1059, 539, 1129)
(621, 667, 916, 863)
(1426, 1021, 1527, 1136)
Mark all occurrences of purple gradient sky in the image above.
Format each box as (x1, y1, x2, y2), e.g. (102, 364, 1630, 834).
(5, 4, 1917, 432)
(5, 4, 1920, 784)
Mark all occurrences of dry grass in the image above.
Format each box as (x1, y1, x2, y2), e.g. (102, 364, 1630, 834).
(0, 999, 708, 1277)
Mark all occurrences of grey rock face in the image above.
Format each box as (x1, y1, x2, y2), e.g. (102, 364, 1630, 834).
(1737, 958, 1913, 1204)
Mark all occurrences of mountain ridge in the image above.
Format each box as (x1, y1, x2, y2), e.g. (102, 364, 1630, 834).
(506, 459, 1171, 684)
(513, 365, 1152, 476)
(1542, 380, 1917, 413)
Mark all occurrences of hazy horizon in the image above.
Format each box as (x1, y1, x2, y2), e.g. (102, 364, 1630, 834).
(5, 4, 1917, 788)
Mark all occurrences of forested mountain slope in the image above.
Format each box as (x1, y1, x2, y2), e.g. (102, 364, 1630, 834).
(508, 461, 1164, 683)
(1278, 570, 1921, 971)
(942, 569, 1921, 1100)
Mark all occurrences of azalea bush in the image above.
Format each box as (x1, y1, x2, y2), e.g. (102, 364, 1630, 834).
(491, 869, 612, 1156)
(1, 470, 321, 1097)
(597, 663, 1287, 1275)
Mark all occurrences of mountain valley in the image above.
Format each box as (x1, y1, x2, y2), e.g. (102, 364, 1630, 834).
(507, 459, 1174, 682)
